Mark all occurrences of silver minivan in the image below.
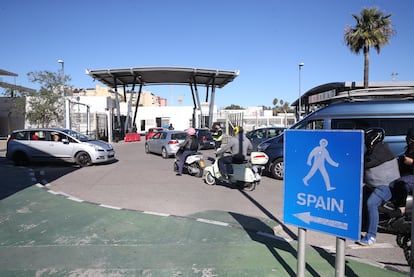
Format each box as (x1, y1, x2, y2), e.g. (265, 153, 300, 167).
(6, 128, 115, 166)
(258, 99, 414, 179)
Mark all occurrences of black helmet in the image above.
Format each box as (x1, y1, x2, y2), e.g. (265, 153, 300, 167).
(364, 127, 385, 149)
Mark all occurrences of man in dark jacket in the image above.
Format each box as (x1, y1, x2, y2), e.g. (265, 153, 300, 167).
(176, 128, 198, 176)
(359, 128, 400, 246)
(388, 127, 414, 215)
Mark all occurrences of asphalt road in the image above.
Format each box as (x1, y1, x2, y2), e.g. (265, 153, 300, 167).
(0, 139, 410, 274)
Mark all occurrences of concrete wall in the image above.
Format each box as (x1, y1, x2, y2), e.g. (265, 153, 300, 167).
(0, 97, 25, 137)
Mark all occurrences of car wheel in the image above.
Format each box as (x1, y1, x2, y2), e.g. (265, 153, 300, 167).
(75, 151, 92, 167)
(145, 143, 150, 154)
(204, 171, 216, 185)
(270, 158, 284, 180)
(12, 151, 29, 166)
(161, 148, 168, 159)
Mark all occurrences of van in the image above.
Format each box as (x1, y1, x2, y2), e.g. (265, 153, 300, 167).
(258, 99, 414, 179)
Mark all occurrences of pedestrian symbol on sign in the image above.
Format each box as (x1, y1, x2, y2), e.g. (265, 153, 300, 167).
(302, 138, 339, 191)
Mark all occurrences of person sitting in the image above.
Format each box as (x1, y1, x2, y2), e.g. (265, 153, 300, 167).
(176, 128, 198, 176)
(387, 128, 414, 216)
(52, 133, 61, 142)
(358, 127, 400, 246)
(216, 126, 253, 179)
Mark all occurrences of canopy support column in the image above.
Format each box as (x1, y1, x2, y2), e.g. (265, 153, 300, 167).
(132, 83, 143, 130)
(208, 76, 217, 128)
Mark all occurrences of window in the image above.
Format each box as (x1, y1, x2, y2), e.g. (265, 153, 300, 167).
(12, 131, 29, 140)
(331, 118, 414, 136)
(294, 120, 324, 130)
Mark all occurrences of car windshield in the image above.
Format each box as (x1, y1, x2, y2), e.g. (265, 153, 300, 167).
(61, 129, 93, 142)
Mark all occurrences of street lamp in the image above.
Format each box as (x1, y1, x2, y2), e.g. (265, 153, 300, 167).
(298, 62, 304, 118)
(58, 59, 66, 128)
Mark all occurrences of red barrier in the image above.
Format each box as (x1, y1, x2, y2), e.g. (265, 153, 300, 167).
(124, 133, 141, 142)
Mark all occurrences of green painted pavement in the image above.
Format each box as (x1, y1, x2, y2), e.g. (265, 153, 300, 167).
(0, 185, 406, 276)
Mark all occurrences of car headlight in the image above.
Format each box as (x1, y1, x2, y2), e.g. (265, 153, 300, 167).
(88, 143, 105, 151)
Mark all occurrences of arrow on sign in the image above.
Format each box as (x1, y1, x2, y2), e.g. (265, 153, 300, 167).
(293, 212, 348, 230)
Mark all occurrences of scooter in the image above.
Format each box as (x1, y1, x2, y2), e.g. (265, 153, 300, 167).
(203, 151, 269, 191)
(173, 151, 205, 177)
(377, 196, 413, 266)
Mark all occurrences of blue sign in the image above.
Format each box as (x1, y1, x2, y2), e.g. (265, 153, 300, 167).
(283, 130, 364, 240)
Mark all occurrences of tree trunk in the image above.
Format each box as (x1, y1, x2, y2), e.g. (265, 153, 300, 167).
(363, 46, 370, 88)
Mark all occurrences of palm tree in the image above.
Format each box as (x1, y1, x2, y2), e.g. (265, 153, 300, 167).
(344, 7, 395, 88)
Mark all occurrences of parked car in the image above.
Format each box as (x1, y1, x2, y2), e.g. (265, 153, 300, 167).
(195, 128, 215, 150)
(6, 128, 116, 166)
(246, 127, 285, 150)
(145, 130, 187, 158)
(258, 99, 414, 180)
(145, 127, 164, 140)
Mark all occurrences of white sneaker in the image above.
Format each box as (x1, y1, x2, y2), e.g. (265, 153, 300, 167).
(358, 235, 376, 246)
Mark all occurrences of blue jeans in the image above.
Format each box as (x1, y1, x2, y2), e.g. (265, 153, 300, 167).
(366, 185, 392, 237)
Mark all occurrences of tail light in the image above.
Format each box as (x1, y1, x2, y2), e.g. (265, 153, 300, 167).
(201, 135, 207, 141)
(168, 140, 179, 144)
(6, 135, 12, 147)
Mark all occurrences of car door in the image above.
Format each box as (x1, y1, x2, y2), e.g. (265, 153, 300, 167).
(28, 130, 53, 159)
(150, 132, 164, 154)
(43, 131, 74, 160)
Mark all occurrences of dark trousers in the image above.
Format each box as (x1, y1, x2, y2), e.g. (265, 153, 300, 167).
(218, 155, 233, 177)
(178, 150, 195, 174)
(214, 140, 222, 150)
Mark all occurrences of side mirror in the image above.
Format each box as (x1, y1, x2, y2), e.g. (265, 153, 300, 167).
(62, 138, 69, 144)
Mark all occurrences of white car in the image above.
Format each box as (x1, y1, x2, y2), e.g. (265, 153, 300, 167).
(6, 128, 115, 166)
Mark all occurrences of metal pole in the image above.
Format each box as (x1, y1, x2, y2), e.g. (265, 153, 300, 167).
(298, 62, 304, 119)
(335, 237, 345, 277)
(297, 227, 306, 277)
(58, 59, 66, 128)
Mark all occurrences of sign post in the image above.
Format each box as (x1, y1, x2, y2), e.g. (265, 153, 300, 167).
(284, 130, 364, 276)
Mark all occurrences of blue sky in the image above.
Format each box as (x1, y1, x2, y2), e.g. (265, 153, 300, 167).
(1, 0, 413, 108)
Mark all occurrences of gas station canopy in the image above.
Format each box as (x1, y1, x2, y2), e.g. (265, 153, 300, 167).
(86, 66, 239, 88)
(86, 66, 240, 135)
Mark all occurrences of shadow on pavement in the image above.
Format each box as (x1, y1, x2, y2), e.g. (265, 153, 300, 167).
(236, 189, 360, 276)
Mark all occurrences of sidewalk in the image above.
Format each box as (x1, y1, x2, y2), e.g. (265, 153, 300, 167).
(0, 184, 406, 276)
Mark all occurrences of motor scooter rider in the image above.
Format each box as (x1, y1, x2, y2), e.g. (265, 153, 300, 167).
(359, 127, 400, 246)
(387, 127, 414, 216)
(216, 126, 253, 179)
(176, 127, 199, 176)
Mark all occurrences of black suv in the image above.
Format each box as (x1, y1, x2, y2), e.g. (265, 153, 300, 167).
(257, 134, 284, 180)
(195, 128, 215, 150)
